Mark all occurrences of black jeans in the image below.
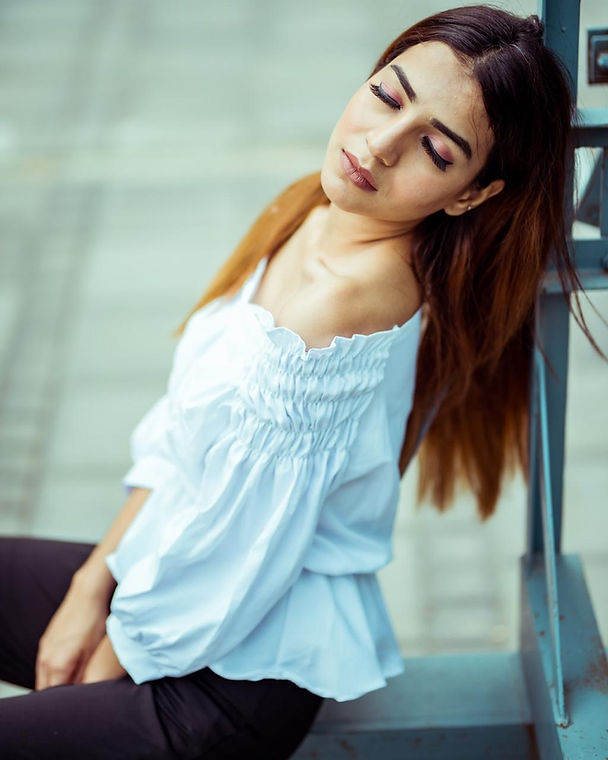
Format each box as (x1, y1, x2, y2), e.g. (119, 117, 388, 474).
(0, 536, 323, 759)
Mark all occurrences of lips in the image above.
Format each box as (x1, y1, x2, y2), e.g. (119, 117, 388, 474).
(342, 149, 377, 190)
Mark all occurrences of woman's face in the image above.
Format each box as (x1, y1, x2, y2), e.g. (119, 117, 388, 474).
(320, 41, 504, 228)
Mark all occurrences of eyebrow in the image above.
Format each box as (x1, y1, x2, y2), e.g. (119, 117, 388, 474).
(389, 64, 473, 161)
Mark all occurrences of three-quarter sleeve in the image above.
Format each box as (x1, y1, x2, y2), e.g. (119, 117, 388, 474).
(121, 393, 178, 494)
(105, 310, 397, 684)
(120, 297, 229, 496)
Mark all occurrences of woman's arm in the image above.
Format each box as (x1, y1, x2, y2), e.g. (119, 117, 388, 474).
(70, 486, 152, 601)
(76, 487, 153, 684)
(35, 487, 153, 690)
(81, 634, 127, 683)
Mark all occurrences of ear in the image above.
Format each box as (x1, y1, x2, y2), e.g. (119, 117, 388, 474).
(443, 178, 506, 216)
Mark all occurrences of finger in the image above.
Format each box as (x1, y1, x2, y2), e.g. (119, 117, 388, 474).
(47, 668, 70, 688)
(35, 655, 47, 691)
(48, 656, 80, 688)
(72, 655, 87, 684)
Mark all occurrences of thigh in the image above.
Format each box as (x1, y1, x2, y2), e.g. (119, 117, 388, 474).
(0, 668, 322, 760)
(197, 669, 324, 759)
(0, 675, 190, 760)
(0, 535, 98, 689)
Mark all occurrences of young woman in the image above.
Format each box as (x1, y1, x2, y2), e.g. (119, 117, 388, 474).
(1, 5, 605, 759)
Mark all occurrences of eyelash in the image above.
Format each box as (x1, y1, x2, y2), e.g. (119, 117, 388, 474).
(368, 82, 452, 172)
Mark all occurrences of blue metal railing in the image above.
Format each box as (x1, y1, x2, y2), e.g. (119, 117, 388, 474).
(520, 1, 608, 756)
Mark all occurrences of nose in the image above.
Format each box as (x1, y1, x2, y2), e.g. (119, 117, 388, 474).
(366, 113, 416, 168)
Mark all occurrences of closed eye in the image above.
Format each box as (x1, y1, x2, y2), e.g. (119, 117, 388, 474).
(369, 82, 401, 110)
(368, 82, 453, 172)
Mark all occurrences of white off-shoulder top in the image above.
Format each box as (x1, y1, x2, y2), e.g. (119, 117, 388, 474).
(104, 255, 423, 701)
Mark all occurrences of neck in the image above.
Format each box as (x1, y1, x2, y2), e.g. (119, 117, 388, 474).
(309, 202, 417, 264)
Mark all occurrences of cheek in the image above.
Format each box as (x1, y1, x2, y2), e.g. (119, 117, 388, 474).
(383, 174, 455, 213)
(331, 93, 368, 140)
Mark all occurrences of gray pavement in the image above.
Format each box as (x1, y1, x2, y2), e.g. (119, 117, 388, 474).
(1, 0, 606, 699)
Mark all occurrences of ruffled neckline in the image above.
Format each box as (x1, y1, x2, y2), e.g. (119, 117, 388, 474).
(239, 255, 423, 360)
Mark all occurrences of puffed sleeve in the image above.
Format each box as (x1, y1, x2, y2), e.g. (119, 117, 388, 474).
(120, 297, 227, 495)
(121, 393, 177, 494)
(105, 310, 397, 684)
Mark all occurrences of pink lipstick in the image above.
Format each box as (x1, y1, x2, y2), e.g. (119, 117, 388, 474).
(340, 149, 377, 191)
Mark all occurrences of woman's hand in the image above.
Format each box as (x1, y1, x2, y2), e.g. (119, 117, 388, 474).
(35, 583, 109, 691)
(81, 634, 127, 684)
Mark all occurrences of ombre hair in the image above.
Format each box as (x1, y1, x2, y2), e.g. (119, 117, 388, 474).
(173, 4, 607, 521)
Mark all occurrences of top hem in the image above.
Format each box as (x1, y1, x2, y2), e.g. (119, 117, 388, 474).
(207, 657, 406, 703)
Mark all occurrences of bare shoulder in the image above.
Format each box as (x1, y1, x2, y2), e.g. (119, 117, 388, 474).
(343, 250, 424, 332)
(276, 251, 423, 351)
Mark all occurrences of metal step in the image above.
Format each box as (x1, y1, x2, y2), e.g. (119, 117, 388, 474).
(294, 651, 539, 759)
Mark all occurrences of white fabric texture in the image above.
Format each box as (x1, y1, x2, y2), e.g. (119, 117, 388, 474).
(105, 255, 423, 701)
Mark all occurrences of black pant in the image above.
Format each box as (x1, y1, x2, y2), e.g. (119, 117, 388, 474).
(0, 536, 323, 759)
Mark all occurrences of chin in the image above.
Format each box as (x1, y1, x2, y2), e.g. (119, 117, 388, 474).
(320, 162, 371, 215)
(319, 163, 335, 200)
(320, 144, 348, 198)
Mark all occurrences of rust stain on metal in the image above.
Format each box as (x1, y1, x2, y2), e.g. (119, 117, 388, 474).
(583, 651, 608, 694)
(338, 738, 357, 758)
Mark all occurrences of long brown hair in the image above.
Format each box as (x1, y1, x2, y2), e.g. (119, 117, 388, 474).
(173, 5, 607, 521)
